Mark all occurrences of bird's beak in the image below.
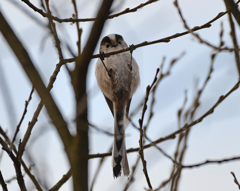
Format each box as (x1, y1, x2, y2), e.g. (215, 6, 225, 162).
(112, 42, 118, 47)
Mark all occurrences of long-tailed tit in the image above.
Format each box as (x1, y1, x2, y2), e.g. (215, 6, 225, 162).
(95, 34, 140, 178)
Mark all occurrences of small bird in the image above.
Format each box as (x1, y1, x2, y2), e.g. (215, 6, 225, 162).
(95, 34, 140, 178)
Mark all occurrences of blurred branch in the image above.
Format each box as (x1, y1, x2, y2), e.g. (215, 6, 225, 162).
(21, 0, 159, 23)
(0, 126, 43, 191)
(224, 0, 240, 26)
(88, 122, 114, 136)
(45, 0, 64, 61)
(71, 0, 82, 56)
(0, 171, 8, 191)
(0, 9, 72, 161)
(48, 169, 72, 191)
(0, 137, 27, 191)
(90, 147, 112, 191)
(71, 0, 113, 190)
(89, 79, 240, 159)
(231, 172, 240, 190)
(11, 87, 34, 147)
(226, 9, 240, 76)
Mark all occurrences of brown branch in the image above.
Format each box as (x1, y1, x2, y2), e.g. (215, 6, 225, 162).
(45, 0, 64, 61)
(48, 169, 72, 191)
(231, 172, 240, 190)
(89, 79, 240, 159)
(0, 171, 8, 191)
(64, 7, 237, 64)
(227, 10, 240, 76)
(71, 0, 113, 190)
(0, 137, 27, 191)
(182, 156, 240, 169)
(224, 0, 240, 26)
(0, 9, 72, 161)
(174, 0, 240, 52)
(21, 0, 159, 23)
(71, 0, 82, 56)
(0, 126, 43, 191)
(138, 68, 159, 190)
(11, 87, 34, 147)
(18, 61, 67, 159)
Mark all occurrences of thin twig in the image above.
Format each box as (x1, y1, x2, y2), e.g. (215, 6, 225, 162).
(48, 169, 72, 191)
(11, 87, 34, 147)
(21, 0, 159, 23)
(230, 172, 240, 190)
(182, 156, 240, 168)
(89, 79, 240, 159)
(0, 137, 27, 191)
(0, 126, 43, 191)
(62, 1, 240, 64)
(174, 0, 240, 52)
(138, 68, 160, 190)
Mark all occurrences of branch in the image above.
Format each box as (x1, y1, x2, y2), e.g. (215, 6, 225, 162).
(226, 8, 240, 76)
(0, 137, 27, 191)
(182, 156, 240, 169)
(11, 87, 34, 147)
(138, 68, 160, 190)
(0, 10, 72, 158)
(0, 126, 43, 191)
(71, 0, 114, 190)
(174, 0, 240, 52)
(89, 79, 240, 159)
(0, 171, 8, 191)
(64, 7, 237, 64)
(224, 0, 240, 26)
(48, 169, 72, 191)
(21, 0, 159, 23)
(231, 172, 240, 190)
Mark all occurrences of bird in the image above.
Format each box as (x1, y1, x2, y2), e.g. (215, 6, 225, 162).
(95, 34, 140, 178)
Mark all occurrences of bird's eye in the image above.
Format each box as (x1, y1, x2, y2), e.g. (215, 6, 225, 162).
(118, 40, 122, 44)
(106, 43, 110, 48)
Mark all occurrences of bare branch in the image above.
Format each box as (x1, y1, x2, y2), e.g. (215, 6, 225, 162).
(48, 169, 72, 191)
(182, 156, 240, 169)
(89, 79, 240, 159)
(231, 172, 240, 190)
(224, 0, 240, 26)
(174, 0, 240, 52)
(0, 171, 8, 191)
(0, 137, 27, 191)
(11, 87, 34, 147)
(21, 0, 159, 23)
(0, 126, 43, 191)
(0, 10, 72, 160)
(138, 68, 160, 190)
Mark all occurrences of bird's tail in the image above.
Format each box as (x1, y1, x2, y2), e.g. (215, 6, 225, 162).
(112, 108, 129, 178)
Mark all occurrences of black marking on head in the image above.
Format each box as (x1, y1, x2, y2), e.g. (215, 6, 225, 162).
(100, 36, 111, 46)
(115, 34, 123, 42)
(113, 156, 123, 177)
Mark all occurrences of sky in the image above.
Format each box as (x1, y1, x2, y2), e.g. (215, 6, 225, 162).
(1, 0, 240, 191)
